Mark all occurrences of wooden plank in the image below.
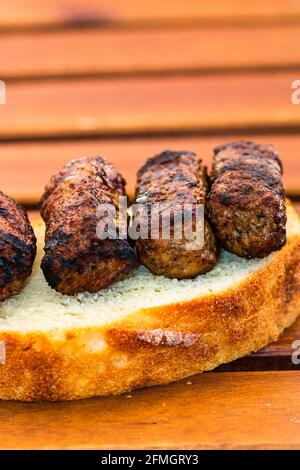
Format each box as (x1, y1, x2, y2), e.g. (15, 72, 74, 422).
(0, 72, 300, 140)
(0, 134, 300, 205)
(0, 372, 299, 449)
(2, 0, 300, 30)
(2, 25, 300, 80)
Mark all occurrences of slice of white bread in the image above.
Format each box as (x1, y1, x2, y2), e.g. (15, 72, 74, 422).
(0, 201, 299, 401)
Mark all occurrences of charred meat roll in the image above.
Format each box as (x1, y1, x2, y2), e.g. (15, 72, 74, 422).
(134, 150, 217, 278)
(0, 191, 36, 301)
(40, 156, 137, 295)
(207, 140, 286, 259)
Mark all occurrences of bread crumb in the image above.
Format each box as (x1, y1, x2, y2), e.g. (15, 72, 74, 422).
(186, 381, 192, 385)
(126, 395, 132, 398)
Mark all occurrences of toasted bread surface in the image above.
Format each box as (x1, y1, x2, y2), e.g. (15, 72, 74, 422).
(0, 201, 299, 401)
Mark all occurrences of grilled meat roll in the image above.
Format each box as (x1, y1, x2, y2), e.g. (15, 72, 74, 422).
(134, 150, 217, 278)
(207, 140, 286, 259)
(0, 191, 36, 301)
(40, 156, 137, 295)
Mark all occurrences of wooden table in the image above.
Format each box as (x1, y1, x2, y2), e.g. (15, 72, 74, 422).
(1, 0, 300, 450)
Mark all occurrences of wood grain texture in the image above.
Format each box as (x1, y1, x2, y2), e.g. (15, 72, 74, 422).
(0, 72, 300, 140)
(2, 25, 300, 80)
(2, 0, 300, 30)
(0, 372, 299, 449)
(1, 134, 300, 204)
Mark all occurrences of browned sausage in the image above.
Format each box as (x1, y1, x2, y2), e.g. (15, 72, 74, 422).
(207, 140, 286, 258)
(40, 156, 137, 295)
(134, 150, 217, 278)
(0, 191, 36, 301)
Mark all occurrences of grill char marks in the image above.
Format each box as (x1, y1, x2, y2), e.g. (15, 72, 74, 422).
(0, 192, 36, 301)
(207, 140, 286, 259)
(40, 156, 137, 295)
(134, 150, 217, 279)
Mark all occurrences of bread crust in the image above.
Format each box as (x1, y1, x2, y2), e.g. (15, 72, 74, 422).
(0, 207, 299, 401)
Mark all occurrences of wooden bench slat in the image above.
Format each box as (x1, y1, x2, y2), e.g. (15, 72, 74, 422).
(0, 73, 300, 140)
(2, 0, 300, 30)
(0, 371, 299, 449)
(2, 25, 300, 80)
(1, 134, 300, 204)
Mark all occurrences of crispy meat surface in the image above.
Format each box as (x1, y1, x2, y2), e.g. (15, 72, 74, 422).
(41, 156, 137, 295)
(0, 192, 36, 301)
(134, 150, 217, 278)
(207, 140, 286, 258)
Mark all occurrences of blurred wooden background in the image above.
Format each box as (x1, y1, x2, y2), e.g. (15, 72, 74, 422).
(1, 0, 300, 450)
(0, 0, 300, 205)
